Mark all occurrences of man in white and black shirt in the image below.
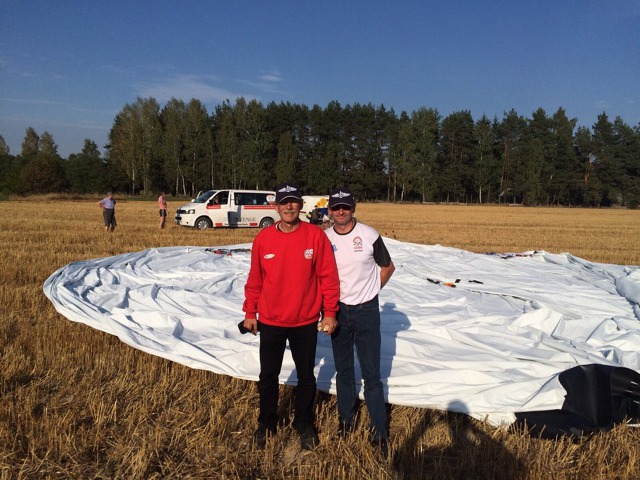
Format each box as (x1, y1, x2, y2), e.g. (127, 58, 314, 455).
(324, 187, 395, 457)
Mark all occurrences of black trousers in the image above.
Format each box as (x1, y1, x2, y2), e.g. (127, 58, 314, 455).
(257, 321, 318, 430)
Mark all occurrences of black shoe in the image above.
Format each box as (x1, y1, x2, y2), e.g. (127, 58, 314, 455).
(338, 421, 355, 439)
(296, 424, 319, 450)
(253, 425, 275, 449)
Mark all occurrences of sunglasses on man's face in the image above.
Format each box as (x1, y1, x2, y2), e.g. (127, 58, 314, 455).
(330, 205, 352, 212)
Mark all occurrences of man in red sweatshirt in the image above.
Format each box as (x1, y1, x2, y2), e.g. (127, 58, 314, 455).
(243, 182, 340, 450)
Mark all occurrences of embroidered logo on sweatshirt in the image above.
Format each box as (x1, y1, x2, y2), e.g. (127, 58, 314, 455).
(304, 249, 314, 259)
(264, 253, 275, 259)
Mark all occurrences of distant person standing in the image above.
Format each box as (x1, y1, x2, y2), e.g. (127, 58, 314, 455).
(98, 192, 117, 233)
(325, 187, 395, 457)
(158, 192, 167, 229)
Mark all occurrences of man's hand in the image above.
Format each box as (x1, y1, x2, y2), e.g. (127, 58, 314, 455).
(244, 317, 258, 335)
(319, 316, 338, 335)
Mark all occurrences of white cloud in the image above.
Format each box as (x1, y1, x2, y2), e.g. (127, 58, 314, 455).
(0, 97, 117, 117)
(260, 70, 282, 82)
(0, 97, 67, 106)
(238, 70, 288, 95)
(0, 114, 109, 131)
(137, 74, 257, 104)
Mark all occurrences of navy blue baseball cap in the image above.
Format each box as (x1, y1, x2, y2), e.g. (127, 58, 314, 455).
(275, 182, 303, 203)
(328, 188, 355, 208)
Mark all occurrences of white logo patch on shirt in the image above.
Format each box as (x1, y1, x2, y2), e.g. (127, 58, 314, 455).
(353, 236, 363, 252)
(304, 249, 314, 260)
(264, 253, 275, 259)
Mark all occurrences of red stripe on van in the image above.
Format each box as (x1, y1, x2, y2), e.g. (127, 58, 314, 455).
(243, 205, 274, 210)
(206, 205, 222, 210)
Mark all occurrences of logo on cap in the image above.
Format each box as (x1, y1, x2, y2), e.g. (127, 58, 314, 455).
(275, 182, 302, 203)
(328, 187, 355, 208)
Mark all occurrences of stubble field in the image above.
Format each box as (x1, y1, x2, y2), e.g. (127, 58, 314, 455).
(1, 198, 639, 479)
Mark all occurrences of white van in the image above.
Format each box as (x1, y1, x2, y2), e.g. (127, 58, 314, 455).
(174, 189, 276, 229)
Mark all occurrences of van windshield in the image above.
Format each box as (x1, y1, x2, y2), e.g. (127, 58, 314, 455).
(193, 190, 215, 203)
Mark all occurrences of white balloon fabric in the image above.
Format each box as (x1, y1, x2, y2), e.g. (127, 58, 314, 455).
(43, 239, 640, 426)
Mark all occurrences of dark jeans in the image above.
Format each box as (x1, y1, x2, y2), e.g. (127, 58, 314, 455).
(257, 321, 318, 431)
(331, 295, 387, 439)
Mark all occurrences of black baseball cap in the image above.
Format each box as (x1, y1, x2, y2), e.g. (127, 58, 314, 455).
(328, 188, 355, 208)
(275, 182, 303, 203)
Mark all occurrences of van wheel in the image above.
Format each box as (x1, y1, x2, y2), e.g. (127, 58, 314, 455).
(259, 217, 274, 228)
(195, 217, 213, 229)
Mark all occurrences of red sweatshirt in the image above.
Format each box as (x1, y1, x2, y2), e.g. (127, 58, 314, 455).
(243, 221, 339, 327)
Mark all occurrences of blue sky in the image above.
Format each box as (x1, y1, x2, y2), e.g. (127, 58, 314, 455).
(1, 1, 639, 158)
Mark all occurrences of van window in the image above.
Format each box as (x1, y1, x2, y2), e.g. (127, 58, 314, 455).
(237, 193, 265, 205)
(212, 191, 229, 205)
(255, 193, 271, 205)
(194, 190, 214, 203)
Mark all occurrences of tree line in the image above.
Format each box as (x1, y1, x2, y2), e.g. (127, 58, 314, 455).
(1, 97, 639, 207)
